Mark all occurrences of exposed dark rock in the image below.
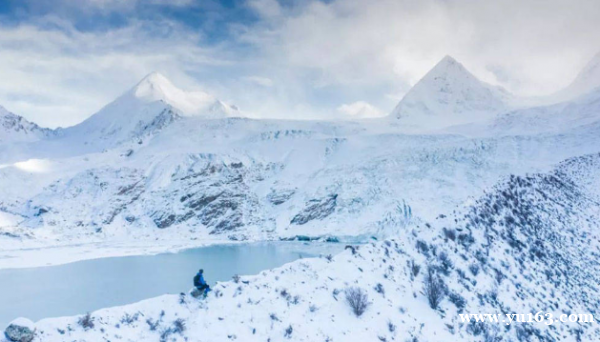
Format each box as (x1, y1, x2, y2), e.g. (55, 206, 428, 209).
(267, 189, 295, 205)
(153, 213, 177, 229)
(4, 318, 35, 342)
(291, 194, 337, 225)
(34, 207, 48, 217)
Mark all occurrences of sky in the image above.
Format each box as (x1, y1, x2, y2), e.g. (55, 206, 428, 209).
(0, 0, 599, 128)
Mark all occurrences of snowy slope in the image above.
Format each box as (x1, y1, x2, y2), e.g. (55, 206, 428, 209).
(388, 56, 516, 131)
(552, 51, 600, 102)
(24, 153, 600, 341)
(447, 85, 600, 137)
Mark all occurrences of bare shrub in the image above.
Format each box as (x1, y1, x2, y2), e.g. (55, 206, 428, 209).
(448, 292, 466, 312)
(159, 328, 173, 342)
(443, 228, 457, 241)
(146, 318, 160, 331)
(415, 240, 429, 256)
(179, 292, 187, 305)
(172, 318, 186, 334)
(120, 312, 140, 325)
(388, 320, 396, 332)
(469, 263, 480, 276)
(146, 310, 165, 331)
(423, 267, 446, 309)
(374, 283, 385, 296)
(78, 312, 95, 330)
(345, 287, 370, 317)
(332, 288, 340, 301)
(284, 325, 293, 338)
(438, 252, 454, 275)
(409, 260, 421, 279)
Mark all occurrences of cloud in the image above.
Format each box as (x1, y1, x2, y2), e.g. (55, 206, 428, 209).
(243, 0, 600, 97)
(1, 0, 600, 128)
(337, 101, 384, 119)
(241, 76, 274, 87)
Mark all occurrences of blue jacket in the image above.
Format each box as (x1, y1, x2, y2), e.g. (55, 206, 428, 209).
(194, 272, 207, 286)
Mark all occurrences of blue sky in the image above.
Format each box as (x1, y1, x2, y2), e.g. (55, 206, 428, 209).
(0, 0, 599, 128)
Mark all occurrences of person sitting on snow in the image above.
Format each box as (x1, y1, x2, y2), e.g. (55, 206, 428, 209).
(193, 269, 210, 296)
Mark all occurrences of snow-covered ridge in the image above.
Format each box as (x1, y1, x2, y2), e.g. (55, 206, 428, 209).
(0, 105, 54, 142)
(131, 72, 239, 119)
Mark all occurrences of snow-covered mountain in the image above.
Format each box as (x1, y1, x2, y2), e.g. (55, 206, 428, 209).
(2, 57, 600, 342)
(2, 62, 600, 246)
(389, 56, 516, 131)
(60, 72, 239, 151)
(0, 105, 54, 143)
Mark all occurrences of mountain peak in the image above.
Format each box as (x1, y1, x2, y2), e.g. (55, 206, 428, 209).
(126, 72, 238, 118)
(61, 72, 240, 150)
(131, 72, 179, 103)
(389, 55, 513, 130)
(437, 55, 459, 67)
(423, 55, 474, 83)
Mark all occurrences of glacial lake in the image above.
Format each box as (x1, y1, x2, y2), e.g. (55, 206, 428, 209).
(0, 242, 344, 328)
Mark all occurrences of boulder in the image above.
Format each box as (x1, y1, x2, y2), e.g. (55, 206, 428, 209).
(4, 318, 35, 342)
(189, 287, 201, 298)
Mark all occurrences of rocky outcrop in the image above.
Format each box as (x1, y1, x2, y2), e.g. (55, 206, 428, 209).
(267, 189, 295, 205)
(4, 318, 35, 342)
(291, 194, 337, 225)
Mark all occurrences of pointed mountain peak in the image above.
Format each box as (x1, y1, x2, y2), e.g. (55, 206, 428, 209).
(389, 55, 513, 130)
(135, 72, 173, 89)
(437, 55, 459, 67)
(63, 72, 241, 149)
(126, 72, 238, 118)
(131, 72, 180, 102)
(422, 55, 474, 82)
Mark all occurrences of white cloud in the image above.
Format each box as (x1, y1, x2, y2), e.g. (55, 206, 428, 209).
(241, 76, 274, 87)
(1, 0, 600, 128)
(243, 0, 600, 97)
(337, 101, 384, 119)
